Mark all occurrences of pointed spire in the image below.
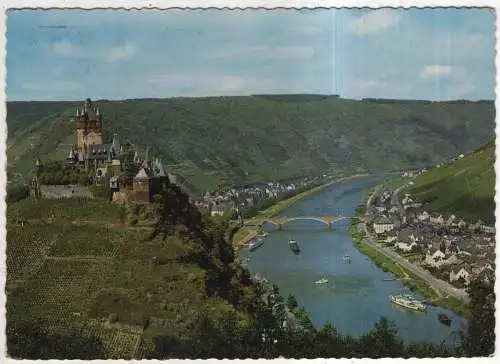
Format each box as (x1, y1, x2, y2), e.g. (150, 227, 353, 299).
(96, 107, 100, 116)
(76, 108, 80, 117)
(133, 150, 139, 163)
(111, 132, 120, 152)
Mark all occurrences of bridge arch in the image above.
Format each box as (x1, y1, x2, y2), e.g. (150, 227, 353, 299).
(257, 216, 361, 230)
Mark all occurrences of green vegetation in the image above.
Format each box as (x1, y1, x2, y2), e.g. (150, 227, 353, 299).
(6, 177, 494, 358)
(6, 171, 30, 204)
(404, 140, 495, 224)
(7, 97, 495, 194)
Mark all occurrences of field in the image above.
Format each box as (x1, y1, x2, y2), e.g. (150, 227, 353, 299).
(6, 197, 242, 358)
(404, 141, 495, 224)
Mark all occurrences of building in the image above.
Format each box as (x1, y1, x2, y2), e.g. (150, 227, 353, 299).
(373, 216, 394, 234)
(131, 158, 170, 202)
(67, 98, 122, 174)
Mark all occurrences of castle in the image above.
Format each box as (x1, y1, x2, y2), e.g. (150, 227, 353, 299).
(32, 98, 170, 202)
(67, 98, 121, 177)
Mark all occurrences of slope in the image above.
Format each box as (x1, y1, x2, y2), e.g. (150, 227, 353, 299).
(6, 96, 495, 193)
(405, 140, 495, 224)
(6, 185, 261, 358)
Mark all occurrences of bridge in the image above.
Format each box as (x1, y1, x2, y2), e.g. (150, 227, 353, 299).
(245, 215, 361, 230)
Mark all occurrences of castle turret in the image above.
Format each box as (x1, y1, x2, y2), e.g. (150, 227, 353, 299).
(111, 132, 120, 154)
(67, 146, 76, 162)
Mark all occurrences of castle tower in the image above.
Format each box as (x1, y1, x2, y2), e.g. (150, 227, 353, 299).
(75, 98, 103, 156)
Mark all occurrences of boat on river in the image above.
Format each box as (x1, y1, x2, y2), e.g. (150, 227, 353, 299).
(289, 237, 300, 254)
(314, 278, 329, 284)
(437, 313, 452, 326)
(248, 238, 264, 252)
(389, 293, 427, 312)
(343, 254, 351, 263)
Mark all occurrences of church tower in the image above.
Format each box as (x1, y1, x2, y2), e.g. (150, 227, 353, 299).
(75, 98, 103, 156)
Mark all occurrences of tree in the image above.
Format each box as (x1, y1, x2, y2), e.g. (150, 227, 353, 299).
(121, 146, 139, 187)
(285, 294, 298, 312)
(357, 317, 405, 358)
(459, 278, 495, 356)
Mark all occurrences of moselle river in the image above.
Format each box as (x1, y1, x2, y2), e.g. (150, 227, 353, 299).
(238, 175, 466, 345)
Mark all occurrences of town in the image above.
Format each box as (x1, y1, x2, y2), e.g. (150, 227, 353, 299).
(366, 174, 495, 291)
(193, 174, 336, 218)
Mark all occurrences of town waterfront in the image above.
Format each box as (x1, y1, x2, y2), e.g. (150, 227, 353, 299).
(238, 175, 466, 345)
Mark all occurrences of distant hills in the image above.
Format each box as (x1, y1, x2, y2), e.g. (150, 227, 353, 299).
(405, 140, 495, 224)
(6, 96, 495, 194)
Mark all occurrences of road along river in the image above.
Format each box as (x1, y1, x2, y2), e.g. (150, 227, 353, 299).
(237, 175, 466, 345)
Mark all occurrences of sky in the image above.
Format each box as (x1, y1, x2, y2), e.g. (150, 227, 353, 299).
(6, 8, 496, 101)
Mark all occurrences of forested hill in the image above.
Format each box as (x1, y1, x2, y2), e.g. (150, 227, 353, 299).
(6, 96, 495, 193)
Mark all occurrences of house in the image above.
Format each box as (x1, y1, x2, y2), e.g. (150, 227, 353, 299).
(431, 248, 446, 262)
(449, 262, 472, 284)
(389, 206, 399, 215)
(373, 216, 394, 234)
(417, 211, 430, 222)
(395, 241, 417, 252)
(211, 201, 235, 216)
(429, 214, 445, 225)
(482, 225, 496, 235)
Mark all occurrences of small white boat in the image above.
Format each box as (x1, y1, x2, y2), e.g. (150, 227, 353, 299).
(314, 278, 329, 284)
(389, 293, 427, 312)
(248, 238, 264, 252)
(289, 237, 300, 253)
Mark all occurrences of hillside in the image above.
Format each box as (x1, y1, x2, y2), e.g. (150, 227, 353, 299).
(404, 140, 495, 224)
(6, 184, 266, 358)
(6, 179, 494, 358)
(6, 96, 495, 194)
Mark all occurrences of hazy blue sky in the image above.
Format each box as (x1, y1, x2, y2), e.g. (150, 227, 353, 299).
(6, 8, 496, 101)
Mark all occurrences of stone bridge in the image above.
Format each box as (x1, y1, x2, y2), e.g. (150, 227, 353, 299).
(246, 215, 361, 230)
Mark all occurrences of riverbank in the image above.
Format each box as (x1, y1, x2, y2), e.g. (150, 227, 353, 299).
(350, 221, 469, 318)
(232, 173, 370, 247)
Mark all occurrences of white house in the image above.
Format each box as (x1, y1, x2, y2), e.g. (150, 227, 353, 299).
(431, 249, 446, 262)
(430, 214, 445, 225)
(373, 217, 394, 234)
(482, 225, 496, 235)
(383, 236, 397, 244)
(417, 211, 430, 221)
(450, 266, 471, 284)
(389, 206, 399, 214)
(396, 241, 417, 252)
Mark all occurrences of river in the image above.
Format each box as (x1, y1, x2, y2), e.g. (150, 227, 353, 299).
(238, 175, 466, 345)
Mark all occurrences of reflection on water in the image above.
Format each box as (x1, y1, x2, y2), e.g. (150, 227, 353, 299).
(238, 175, 464, 345)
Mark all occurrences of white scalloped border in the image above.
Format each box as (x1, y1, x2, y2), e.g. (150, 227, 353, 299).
(0, 1, 498, 363)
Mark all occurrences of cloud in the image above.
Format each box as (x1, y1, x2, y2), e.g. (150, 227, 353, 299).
(105, 44, 137, 62)
(52, 41, 75, 57)
(348, 9, 401, 35)
(420, 65, 454, 79)
(210, 45, 315, 60)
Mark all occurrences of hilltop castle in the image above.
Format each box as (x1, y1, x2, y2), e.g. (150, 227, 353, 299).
(67, 98, 121, 176)
(32, 98, 170, 202)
